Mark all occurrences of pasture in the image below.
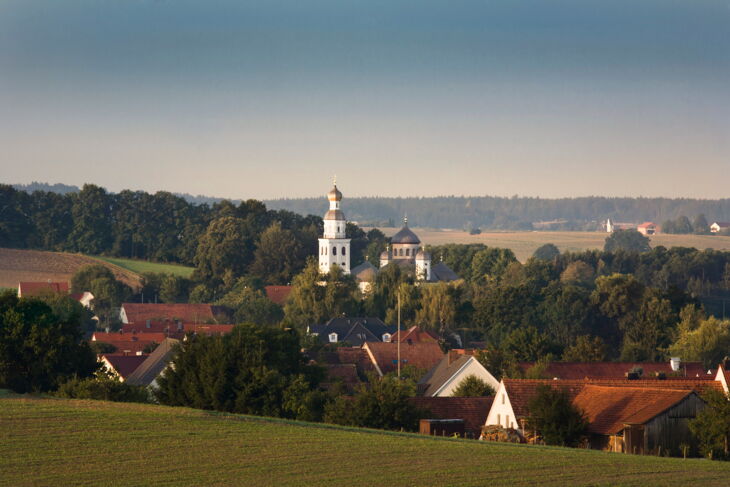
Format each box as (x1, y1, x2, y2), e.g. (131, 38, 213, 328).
(2, 396, 730, 486)
(0, 248, 142, 290)
(92, 255, 195, 278)
(376, 229, 730, 261)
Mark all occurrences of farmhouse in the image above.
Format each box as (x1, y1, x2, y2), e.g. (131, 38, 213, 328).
(17, 281, 95, 308)
(363, 341, 444, 376)
(636, 222, 658, 236)
(418, 350, 499, 397)
(389, 326, 439, 344)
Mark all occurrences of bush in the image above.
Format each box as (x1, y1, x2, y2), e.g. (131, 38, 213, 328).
(527, 384, 588, 446)
(56, 376, 150, 403)
(452, 375, 495, 397)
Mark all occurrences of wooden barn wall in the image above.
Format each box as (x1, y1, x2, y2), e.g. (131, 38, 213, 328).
(643, 394, 705, 456)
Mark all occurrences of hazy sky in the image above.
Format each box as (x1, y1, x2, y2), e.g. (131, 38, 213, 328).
(1, 0, 728, 200)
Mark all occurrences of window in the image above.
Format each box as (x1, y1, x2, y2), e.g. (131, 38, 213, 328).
(505, 415, 510, 428)
(382, 333, 391, 342)
(332, 247, 337, 256)
(399, 249, 404, 256)
(328, 333, 338, 343)
(502, 393, 505, 405)
(342, 246, 346, 255)
(497, 414, 501, 425)
(324, 247, 327, 255)
(337, 226, 340, 233)
(406, 249, 410, 256)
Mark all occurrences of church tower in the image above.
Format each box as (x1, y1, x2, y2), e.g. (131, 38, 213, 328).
(318, 179, 351, 274)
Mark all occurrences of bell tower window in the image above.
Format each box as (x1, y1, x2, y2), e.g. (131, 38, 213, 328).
(333, 247, 337, 256)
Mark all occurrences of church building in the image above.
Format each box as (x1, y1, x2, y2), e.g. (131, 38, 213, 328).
(318, 181, 351, 274)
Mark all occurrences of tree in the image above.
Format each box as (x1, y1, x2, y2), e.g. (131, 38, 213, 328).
(561, 335, 606, 362)
(56, 376, 150, 403)
(604, 229, 651, 253)
(324, 374, 421, 431)
(452, 374, 495, 397)
(503, 326, 556, 362)
(533, 243, 560, 261)
(693, 214, 710, 235)
(193, 216, 256, 288)
(71, 265, 132, 329)
(559, 261, 595, 286)
(217, 279, 284, 326)
(414, 283, 458, 334)
(68, 184, 113, 254)
(669, 316, 730, 369)
(690, 389, 730, 460)
(159, 275, 192, 303)
(527, 384, 588, 446)
(0, 291, 98, 393)
(249, 222, 305, 285)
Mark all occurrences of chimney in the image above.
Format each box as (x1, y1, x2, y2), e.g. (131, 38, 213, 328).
(670, 357, 681, 372)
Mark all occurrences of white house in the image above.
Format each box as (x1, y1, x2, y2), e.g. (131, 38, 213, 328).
(710, 222, 730, 233)
(418, 351, 499, 397)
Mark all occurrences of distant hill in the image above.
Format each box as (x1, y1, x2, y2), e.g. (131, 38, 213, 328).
(10, 182, 730, 231)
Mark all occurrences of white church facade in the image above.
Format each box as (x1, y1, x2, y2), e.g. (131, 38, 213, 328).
(318, 181, 351, 274)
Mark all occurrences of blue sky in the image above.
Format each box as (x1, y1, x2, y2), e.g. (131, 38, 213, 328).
(1, 0, 728, 199)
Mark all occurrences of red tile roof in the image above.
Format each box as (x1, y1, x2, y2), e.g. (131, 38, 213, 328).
(18, 281, 69, 297)
(364, 341, 445, 376)
(93, 332, 168, 343)
(503, 378, 723, 419)
(637, 222, 656, 229)
(101, 354, 148, 379)
(518, 361, 712, 380)
(121, 303, 225, 324)
(390, 326, 439, 343)
(321, 364, 362, 392)
(120, 321, 234, 335)
(410, 396, 494, 436)
(315, 347, 376, 376)
(573, 385, 694, 435)
(95, 339, 153, 354)
(264, 286, 293, 305)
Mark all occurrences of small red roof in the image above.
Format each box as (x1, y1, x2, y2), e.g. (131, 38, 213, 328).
(637, 222, 656, 228)
(264, 286, 293, 305)
(410, 396, 494, 436)
(121, 303, 224, 324)
(390, 326, 439, 343)
(364, 341, 445, 376)
(101, 354, 148, 379)
(18, 281, 69, 297)
(95, 339, 153, 354)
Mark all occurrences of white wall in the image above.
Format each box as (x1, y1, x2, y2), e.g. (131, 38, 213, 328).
(433, 357, 500, 397)
(485, 381, 518, 430)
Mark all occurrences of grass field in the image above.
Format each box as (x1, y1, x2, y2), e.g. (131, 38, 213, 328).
(2, 396, 730, 486)
(0, 248, 143, 290)
(92, 255, 195, 278)
(377, 229, 730, 262)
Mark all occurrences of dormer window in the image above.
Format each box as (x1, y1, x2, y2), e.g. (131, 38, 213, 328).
(382, 333, 392, 342)
(328, 332, 338, 343)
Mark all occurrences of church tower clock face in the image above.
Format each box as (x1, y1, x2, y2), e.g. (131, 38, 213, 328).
(318, 178, 351, 275)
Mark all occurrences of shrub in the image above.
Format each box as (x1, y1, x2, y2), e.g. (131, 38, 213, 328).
(56, 376, 150, 403)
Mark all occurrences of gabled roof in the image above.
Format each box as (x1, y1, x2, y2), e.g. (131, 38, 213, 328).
(573, 385, 695, 435)
(120, 322, 235, 336)
(430, 262, 459, 282)
(711, 221, 730, 228)
(321, 364, 361, 392)
(364, 341, 444, 376)
(313, 317, 395, 346)
(93, 332, 168, 343)
(391, 225, 421, 245)
(121, 303, 226, 324)
(18, 281, 69, 297)
(351, 261, 378, 283)
(637, 222, 656, 228)
(390, 326, 439, 344)
(264, 285, 292, 305)
(315, 347, 377, 376)
(126, 338, 180, 387)
(418, 354, 474, 396)
(517, 361, 713, 380)
(410, 396, 494, 436)
(101, 354, 147, 380)
(94, 339, 154, 354)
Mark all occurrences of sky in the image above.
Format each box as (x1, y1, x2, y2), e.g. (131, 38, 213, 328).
(1, 0, 729, 200)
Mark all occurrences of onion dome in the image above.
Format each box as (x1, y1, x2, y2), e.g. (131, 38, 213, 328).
(327, 185, 342, 202)
(391, 224, 421, 245)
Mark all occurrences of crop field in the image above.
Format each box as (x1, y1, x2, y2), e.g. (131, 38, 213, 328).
(2, 396, 730, 487)
(376, 229, 730, 262)
(0, 248, 142, 290)
(92, 255, 195, 278)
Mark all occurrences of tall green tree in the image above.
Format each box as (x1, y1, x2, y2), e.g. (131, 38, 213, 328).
(533, 243, 560, 261)
(690, 389, 730, 460)
(604, 229, 651, 253)
(68, 184, 113, 254)
(527, 384, 588, 446)
(250, 222, 305, 285)
(193, 216, 256, 288)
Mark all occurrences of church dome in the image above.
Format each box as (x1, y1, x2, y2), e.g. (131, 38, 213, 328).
(327, 185, 342, 202)
(324, 209, 345, 221)
(391, 225, 420, 245)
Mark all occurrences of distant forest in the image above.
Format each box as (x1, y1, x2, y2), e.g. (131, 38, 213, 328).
(12, 182, 730, 231)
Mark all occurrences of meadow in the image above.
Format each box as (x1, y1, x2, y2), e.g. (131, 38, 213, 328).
(2, 396, 730, 487)
(91, 255, 195, 278)
(377, 229, 730, 262)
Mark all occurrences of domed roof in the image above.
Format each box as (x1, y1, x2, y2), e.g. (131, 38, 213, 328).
(391, 224, 420, 245)
(327, 185, 342, 202)
(324, 209, 345, 221)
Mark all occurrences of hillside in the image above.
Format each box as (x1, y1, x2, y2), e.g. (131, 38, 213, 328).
(0, 248, 143, 290)
(378, 229, 730, 262)
(2, 396, 730, 486)
(92, 256, 195, 278)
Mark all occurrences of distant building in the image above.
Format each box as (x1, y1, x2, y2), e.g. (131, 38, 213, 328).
(264, 285, 292, 305)
(318, 180, 350, 275)
(710, 221, 730, 233)
(17, 281, 69, 297)
(119, 303, 227, 324)
(125, 338, 180, 389)
(308, 317, 394, 346)
(418, 349, 499, 397)
(637, 222, 658, 236)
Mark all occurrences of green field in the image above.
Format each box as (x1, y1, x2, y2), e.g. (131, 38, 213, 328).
(91, 256, 195, 278)
(2, 396, 730, 486)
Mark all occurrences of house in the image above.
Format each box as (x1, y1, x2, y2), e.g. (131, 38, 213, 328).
(410, 397, 494, 438)
(100, 354, 148, 381)
(362, 341, 444, 376)
(485, 377, 724, 447)
(388, 326, 439, 344)
(314, 346, 377, 383)
(125, 338, 180, 388)
(573, 385, 704, 454)
(119, 303, 227, 324)
(710, 221, 730, 233)
(517, 359, 713, 380)
(637, 222, 658, 236)
(418, 350, 499, 397)
(17, 281, 69, 297)
(264, 285, 292, 306)
(308, 317, 395, 346)
(350, 260, 378, 293)
(69, 291, 95, 308)
(715, 360, 730, 394)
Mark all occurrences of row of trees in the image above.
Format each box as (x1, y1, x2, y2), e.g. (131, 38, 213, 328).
(662, 214, 718, 235)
